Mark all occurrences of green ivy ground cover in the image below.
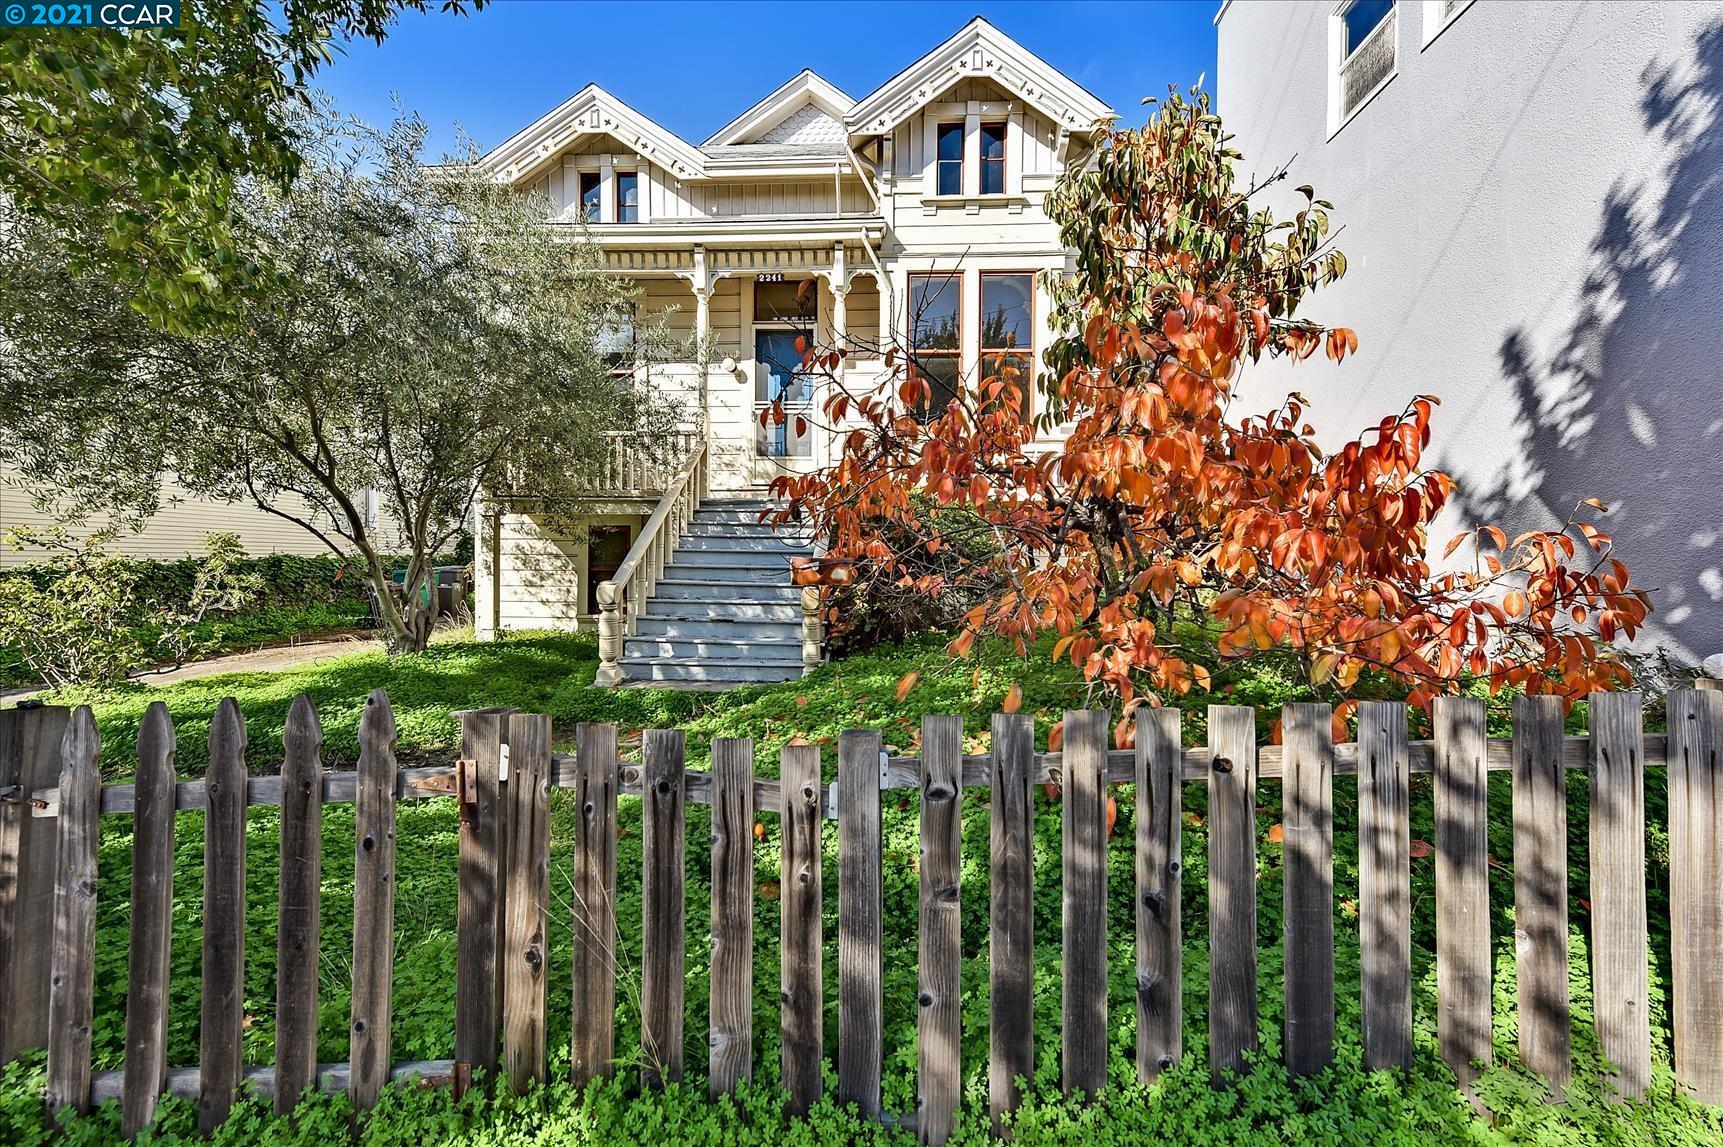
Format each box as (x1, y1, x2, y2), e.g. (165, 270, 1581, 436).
(3, 632, 1714, 1145)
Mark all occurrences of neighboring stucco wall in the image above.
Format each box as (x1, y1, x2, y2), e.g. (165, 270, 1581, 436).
(0, 466, 338, 567)
(1217, 0, 1723, 660)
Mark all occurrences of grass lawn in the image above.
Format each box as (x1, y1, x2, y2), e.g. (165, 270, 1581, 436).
(2, 631, 1716, 1145)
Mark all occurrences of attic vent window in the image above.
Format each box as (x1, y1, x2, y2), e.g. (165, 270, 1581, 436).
(1334, 0, 1396, 128)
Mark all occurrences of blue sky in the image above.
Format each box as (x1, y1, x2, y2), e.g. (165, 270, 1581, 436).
(316, 0, 1220, 158)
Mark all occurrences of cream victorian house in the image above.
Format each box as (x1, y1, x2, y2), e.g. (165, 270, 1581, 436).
(472, 17, 1114, 685)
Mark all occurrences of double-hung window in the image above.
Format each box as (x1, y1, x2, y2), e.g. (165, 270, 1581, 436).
(615, 171, 639, 224)
(578, 172, 601, 223)
(908, 272, 962, 421)
(1334, 0, 1396, 126)
(979, 122, 1007, 195)
(980, 272, 1033, 418)
(935, 123, 964, 196)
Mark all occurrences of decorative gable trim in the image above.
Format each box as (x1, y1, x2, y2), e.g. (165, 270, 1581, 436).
(702, 70, 855, 148)
(845, 16, 1114, 137)
(481, 84, 709, 183)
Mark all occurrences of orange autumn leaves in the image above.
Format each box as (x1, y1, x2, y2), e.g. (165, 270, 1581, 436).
(771, 89, 1647, 716)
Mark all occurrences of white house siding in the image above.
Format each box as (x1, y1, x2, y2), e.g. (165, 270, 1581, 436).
(1216, 0, 1723, 660)
(0, 466, 337, 568)
(477, 508, 646, 637)
(474, 18, 1115, 641)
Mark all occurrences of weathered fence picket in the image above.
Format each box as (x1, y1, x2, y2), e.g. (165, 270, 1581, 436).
(1669, 686, 1723, 1104)
(989, 712, 1034, 1130)
(0, 704, 67, 1064)
(454, 707, 509, 1095)
(1281, 702, 1334, 1077)
(274, 695, 323, 1115)
(1433, 696, 1491, 1088)
(45, 707, 99, 1114)
(349, 691, 399, 1110)
(1207, 705, 1257, 1082)
(779, 742, 823, 1115)
(1061, 710, 1108, 1098)
(837, 728, 883, 1119)
(8, 685, 1723, 1137)
(1358, 700, 1412, 1073)
(1134, 707, 1182, 1085)
(1513, 695, 1571, 1092)
(641, 729, 687, 1091)
(198, 700, 248, 1133)
(502, 712, 552, 1092)
(121, 702, 176, 1139)
(917, 715, 962, 1144)
(708, 738, 755, 1096)
(1588, 690, 1650, 1099)
(570, 723, 619, 1087)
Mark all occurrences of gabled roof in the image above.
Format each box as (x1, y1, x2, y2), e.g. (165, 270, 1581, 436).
(703, 69, 854, 149)
(479, 83, 709, 182)
(845, 16, 1115, 137)
(479, 19, 1113, 184)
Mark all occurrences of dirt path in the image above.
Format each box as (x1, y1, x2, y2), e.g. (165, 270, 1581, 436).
(1, 635, 382, 706)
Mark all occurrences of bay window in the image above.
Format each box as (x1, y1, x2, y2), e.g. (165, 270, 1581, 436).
(908, 272, 962, 421)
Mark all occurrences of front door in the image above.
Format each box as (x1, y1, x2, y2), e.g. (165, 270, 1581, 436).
(751, 329, 816, 486)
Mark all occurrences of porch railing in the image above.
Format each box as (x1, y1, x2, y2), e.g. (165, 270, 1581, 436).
(593, 439, 707, 686)
(586, 428, 704, 496)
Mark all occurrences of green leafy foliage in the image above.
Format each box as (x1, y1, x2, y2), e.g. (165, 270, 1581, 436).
(0, 1, 485, 333)
(0, 538, 399, 688)
(1, 102, 683, 655)
(14, 632, 1710, 1143)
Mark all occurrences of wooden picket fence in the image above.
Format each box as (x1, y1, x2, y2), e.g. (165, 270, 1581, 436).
(1, 685, 1721, 1142)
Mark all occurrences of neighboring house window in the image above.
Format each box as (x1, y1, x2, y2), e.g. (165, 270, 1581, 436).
(1422, 0, 1470, 44)
(615, 171, 639, 223)
(979, 122, 1007, 195)
(579, 172, 601, 222)
(908, 272, 962, 421)
(935, 122, 964, 196)
(1334, 0, 1396, 128)
(980, 272, 1033, 418)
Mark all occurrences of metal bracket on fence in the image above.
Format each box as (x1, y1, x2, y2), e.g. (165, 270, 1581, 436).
(455, 758, 478, 806)
(879, 745, 891, 789)
(0, 784, 46, 811)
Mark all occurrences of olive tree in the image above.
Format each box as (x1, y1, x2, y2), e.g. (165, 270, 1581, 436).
(0, 106, 683, 653)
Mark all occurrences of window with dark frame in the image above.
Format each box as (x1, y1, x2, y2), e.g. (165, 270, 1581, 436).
(615, 171, 639, 223)
(935, 122, 964, 196)
(980, 272, 1034, 419)
(579, 172, 601, 222)
(753, 278, 817, 325)
(979, 122, 1006, 195)
(908, 272, 962, 422)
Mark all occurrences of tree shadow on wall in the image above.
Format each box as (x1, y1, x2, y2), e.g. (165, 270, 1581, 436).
(1464, 19, 1723, 662)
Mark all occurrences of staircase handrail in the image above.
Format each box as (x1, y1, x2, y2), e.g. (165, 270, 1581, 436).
(594, 438, 707, 687)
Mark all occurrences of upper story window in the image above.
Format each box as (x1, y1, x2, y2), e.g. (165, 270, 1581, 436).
(1333, 0, 1396, 130)
(908, 272, 961, 421)
(1422, 0, 1471, 44)
(579, 172, 601, 223)
(979, 122, 1007, 196)
(615, 171, 639, 224)
(935, 123, 964, 196)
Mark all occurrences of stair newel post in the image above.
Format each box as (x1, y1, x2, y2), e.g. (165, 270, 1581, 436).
(596, 581, 624, 687)
(801, 585, 823, 676)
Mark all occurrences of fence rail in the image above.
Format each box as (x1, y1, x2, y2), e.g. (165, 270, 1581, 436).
(2, 686, 1721, 1143)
